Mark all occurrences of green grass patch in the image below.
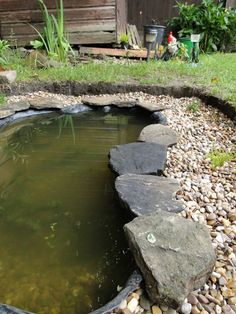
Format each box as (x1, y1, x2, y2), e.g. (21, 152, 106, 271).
(0, 94, 6, 105)
(186, 99, 200, 113)
(207, 149, 236, 168)
(6, 52, 236, 106)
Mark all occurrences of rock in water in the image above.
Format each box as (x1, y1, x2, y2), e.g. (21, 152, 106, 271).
(115, 174, 183, 216)
(138, 124, 178, 147)
(109, 142, 167, 175)
(124, 211, 216, 309)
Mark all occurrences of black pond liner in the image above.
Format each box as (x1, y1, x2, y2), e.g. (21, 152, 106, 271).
(0, 104, 165, 314)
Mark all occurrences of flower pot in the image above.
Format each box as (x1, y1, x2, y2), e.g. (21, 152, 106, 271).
(179, 37, 193, 59)
(144, 25, 166, 51)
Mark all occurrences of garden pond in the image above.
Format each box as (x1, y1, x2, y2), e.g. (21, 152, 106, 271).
(0, 108, 153, 314)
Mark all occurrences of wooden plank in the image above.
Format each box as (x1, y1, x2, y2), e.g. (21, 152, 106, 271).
(0, 0, 116, 12)
(68, 31, 116, 45)
(0, 7, 115, 22)
(1, 20, 116, 36)
(131, 24, 142, 47)
(116, 0, 127, 39)
(80, 47, 154, 58)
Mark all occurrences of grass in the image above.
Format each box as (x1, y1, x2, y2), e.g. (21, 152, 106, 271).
(186, 99, 200, 113)
(207, 149, 236, 168)
(6, 52, 236, 106)
(0, 93, 6, 105)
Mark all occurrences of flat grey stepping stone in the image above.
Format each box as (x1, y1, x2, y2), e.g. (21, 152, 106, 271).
(109, 142, 167, 175)
(138, 124, 178, 147)
(29, 97, 65, 109)
(82, 95, 136, 108)
(136, 100, 169, 112)
(1, 101, 30, 112)
(0, 109, 14, 119)
(115, 174, 183, 216)
(124, 211, 216, 309)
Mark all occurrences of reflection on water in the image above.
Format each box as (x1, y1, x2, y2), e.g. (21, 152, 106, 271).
(0, 109, 152, 314)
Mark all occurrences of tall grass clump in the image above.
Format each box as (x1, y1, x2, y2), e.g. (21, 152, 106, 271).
(30, 0, 72, 62)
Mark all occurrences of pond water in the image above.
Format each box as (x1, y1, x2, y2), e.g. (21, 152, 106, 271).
(0, 108, 153, 314)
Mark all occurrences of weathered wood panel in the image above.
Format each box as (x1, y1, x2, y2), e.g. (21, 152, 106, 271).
(127, 0, 202, 33)
(116, 0, 127, 39)
(226, 0, 236, 7)
(0, 0, 116, 11)
(0, 0, 119, 45)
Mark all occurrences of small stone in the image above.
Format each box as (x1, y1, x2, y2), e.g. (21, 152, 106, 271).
(201, 304, 214, 313)
(198, 295, 209, 304)
(140, 295, 151, 311)
(127, 298, 139, 313)
(121, 309, 132, 314)
(166, 308, 176, 314)
(215, 305, 222, 314)
(228, 297, 236, 305)
(207, 213, 216, 220)
(188, 293, 198, 305)
(160, 305, 168, 311)
(0, 70, 17, 84)
(119, 300, 127, 310)
(222, 305, 235, 314)
(219, 276, 227, 286)
(192, 305, 201, 314)
(181, 302, 192, 314)
(151, 305, 162, 314)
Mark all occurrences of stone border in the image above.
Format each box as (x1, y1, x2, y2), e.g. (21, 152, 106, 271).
(0, 81, 235, 120)
(0, 83, 234, 314)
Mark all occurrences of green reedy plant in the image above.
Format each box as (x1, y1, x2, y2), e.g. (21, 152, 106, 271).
(0, 40, 10, 67)
(168, 0, 236, 52)
(30, 0, 72, 62)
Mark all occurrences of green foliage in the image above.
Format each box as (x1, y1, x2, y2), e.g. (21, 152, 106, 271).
(207, 149, 236, 168)
(186, 100, 200, 112)
(30, 0, 72, 62)
(119, 33, 129, 44)
(168, 0, 236, 52)
(0, 39, 10, 66)
(0, 93, 6, 105)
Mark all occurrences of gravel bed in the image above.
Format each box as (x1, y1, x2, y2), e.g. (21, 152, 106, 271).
(5, 92, 236, 314)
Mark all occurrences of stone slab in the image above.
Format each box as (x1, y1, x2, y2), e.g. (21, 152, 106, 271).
(137, 100, 169, 112)
(82, 95, 136, 108)
(0, 109, 15, 119)
(124, 211, 216, 309)
(115, 174, 183, 216)
(29, 97, 66, 109)
(138, 124, 178, 147)
(109, 142, 167, 175)
(1, 101, 30, 112)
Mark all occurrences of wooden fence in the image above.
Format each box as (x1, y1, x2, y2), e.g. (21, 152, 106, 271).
(0, 0, 127, 45)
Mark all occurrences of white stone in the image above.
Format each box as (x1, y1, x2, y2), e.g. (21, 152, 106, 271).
(127, 297, 139, 313)
(181, 303, 192, 314)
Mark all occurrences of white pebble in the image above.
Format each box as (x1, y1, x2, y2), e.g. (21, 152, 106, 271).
(181, 302, 192, 314)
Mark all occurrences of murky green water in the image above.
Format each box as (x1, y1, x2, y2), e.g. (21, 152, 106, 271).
(0, 108, 152, 314)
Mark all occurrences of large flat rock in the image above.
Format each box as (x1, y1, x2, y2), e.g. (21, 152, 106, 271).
(115, 174, 183, 216)
(138, 124, 178, 147)
(29, 97, 66, 109)
(0, 109, 15, 119)
(136, 100, 169, 112)
(109, 142, 167, 175)
(82, 95, 136, 108)
(1, 101, 30, 112)
(124, 211, 216, 309)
